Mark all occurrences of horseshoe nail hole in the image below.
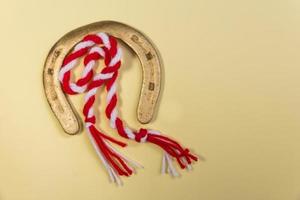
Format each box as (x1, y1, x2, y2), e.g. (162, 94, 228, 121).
(148, 82, 155, 91)
(131, 35, 139, 42)
(54, 50, 61, 57)
(57, 105, 64, 113)
(52, 95, 57, 100)
(146, 52, 153, 60)
(48, 68, 54, 75)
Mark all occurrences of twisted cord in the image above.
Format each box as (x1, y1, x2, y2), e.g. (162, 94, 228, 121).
(59, 33, 198, 183)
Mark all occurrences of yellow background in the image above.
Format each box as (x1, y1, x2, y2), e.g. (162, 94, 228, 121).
(0, 0, 300, 199)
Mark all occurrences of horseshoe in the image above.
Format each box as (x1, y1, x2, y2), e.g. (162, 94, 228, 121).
(43, 21, 161, 135)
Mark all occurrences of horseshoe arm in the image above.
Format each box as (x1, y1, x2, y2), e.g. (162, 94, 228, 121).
(43, 21, 161, 135)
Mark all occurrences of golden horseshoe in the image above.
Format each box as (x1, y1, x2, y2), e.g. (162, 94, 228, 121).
(43, 21, 162, 135)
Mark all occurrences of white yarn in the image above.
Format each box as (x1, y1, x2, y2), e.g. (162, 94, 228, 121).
(93, 73, 113, 81)
(90, 46, 106, 57)
(124, 127, 135, 140)
(97, 33, 111, 49)
(85, 122, 93, 128)
(106, 82, 117, 102)
(70, 83, 86, 93)
(84, 88, 97, 102)
(59, 60, 77, 82)
(109, 47, 122, 67)
(74, 40, 95, 51)
(161, 152, 167, 174)
(148, 130, 161, 135)
(87, 107, 94, 118)
(82, 60, 96, 77)
(164, 153, 179, 177)
(109, 108, 118, 129)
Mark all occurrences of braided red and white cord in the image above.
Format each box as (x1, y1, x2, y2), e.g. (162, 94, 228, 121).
(59, 33, 198, 184)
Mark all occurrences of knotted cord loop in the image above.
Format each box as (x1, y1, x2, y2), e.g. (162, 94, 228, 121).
(135, 128, 148, 143)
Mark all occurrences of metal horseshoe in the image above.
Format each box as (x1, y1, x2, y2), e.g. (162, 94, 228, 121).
(43, 21, 161, 135)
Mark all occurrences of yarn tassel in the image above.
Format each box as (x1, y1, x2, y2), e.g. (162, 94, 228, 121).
(87, 125, 140, 184)
(145, 131, 198, 172)
(161, 152, 179, 176)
